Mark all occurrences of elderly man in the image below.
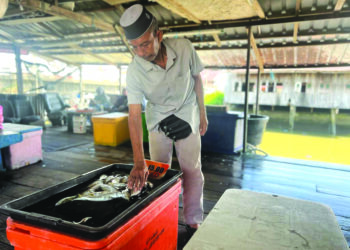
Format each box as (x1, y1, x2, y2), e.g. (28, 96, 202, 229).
(120, 4, 208, 232)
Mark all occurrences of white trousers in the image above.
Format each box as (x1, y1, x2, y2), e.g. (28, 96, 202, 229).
(149, 130, 204, 225)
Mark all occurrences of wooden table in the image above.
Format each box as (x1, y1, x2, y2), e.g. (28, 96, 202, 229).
(185, 189, 348, 250)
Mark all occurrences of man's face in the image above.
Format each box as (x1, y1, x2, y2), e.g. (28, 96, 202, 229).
(129, 29, 162, 62)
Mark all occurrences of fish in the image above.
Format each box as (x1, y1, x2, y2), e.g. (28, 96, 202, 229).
(73, 217, 92, 225)
(55, 173, 153, 206)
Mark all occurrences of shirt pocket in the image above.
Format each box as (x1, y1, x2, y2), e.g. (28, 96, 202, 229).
(174, 72, 193, 105)
(143, 74, 170, 105)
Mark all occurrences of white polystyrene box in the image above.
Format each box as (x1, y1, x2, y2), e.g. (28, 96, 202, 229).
(185, 189, 348, 250)
(4, 128, 43, 170)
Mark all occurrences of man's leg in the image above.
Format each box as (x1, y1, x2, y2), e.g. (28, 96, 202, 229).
(174, 132, 204, 226)
(149, 130, 173, 166)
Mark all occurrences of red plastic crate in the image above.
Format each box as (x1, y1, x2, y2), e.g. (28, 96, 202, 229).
(6, 179, 181, 250)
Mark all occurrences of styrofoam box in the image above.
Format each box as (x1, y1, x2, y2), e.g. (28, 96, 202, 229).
(4, 129, 43, 170)
(185, 189, 348, 250)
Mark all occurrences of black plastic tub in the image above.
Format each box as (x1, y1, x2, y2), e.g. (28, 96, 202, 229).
(0, 163, 182, 240)
(247, 115, 269, 146)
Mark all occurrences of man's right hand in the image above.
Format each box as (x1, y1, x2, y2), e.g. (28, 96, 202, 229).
(128, 160, 149, 191)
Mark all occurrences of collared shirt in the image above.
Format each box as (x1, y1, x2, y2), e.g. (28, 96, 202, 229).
(126, 38, 204, 132)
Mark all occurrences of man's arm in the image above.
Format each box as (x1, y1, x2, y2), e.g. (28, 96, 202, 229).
(128, 104, 148, 191)
(193, 74, 208, 136)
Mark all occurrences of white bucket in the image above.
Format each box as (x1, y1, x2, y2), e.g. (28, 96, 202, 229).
(73, 115, 87, 134)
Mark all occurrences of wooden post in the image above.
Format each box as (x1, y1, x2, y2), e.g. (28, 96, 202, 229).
(243, 26, 252, 153)
(330, 108, 337, 136)
(119, 65, 122, 94)
(14, 45, 24, 94)
(255, 68, 261, 115)
(289, 102, 296, 131)
(79, 65, 83, 107)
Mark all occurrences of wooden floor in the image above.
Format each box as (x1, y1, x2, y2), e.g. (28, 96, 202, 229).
(0, 126, 349, 249)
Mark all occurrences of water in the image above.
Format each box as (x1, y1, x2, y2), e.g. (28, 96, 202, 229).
(260, 131, 350, 166)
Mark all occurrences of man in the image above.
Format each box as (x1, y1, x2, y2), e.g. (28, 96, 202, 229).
(112, 88, 128, 112)
(90, 86, 111, 111)
(120, 4, 208, 232)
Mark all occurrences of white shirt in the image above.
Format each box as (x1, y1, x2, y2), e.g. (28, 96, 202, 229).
(126, 38, 204, 132)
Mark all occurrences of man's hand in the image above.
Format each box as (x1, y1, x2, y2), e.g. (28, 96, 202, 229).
(128, 160, 149, 191)
(199, 113, 208, 136)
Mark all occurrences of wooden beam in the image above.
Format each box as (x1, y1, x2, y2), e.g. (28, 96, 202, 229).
(248, 0, 266, 18)
(1, 0, 9, 18)
(293, 22, 299, 44)
(326, 45, 336, 65)
(0, 24, 57, 38)
(111, 5, 135, 55)
(334, 0, 346, 11)
(212, 34, 221, 47)
(16, 0, 115, 32)
(70, 45, 116, 65)
(293, 0, 301, 44)
(0, 16, 65, 25)
(164, 29, 221, 38)
(0, 28, 77, 65)
(102, 0, 135, 5)
(337, 44, 348, 64)
(152, 0, 201, 24)
(12, 0, 134, 56)
(114, 24, 134, 56)
(248, 29, 264, 73)
(296, 0, 301, 13)
(39, 21, 119, 65)
(14, 45, 24, 94)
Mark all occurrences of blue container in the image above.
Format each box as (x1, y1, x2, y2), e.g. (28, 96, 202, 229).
(201, 111, 243, 154)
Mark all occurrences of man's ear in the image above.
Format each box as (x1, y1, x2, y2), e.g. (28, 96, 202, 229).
(157, 30, 163, 43)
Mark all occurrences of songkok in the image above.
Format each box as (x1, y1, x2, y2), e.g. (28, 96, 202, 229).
(120, 4, 154, 40)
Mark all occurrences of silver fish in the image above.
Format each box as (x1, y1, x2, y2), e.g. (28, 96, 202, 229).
(55, 174, 153, 206)
(73, 217, 92, 224)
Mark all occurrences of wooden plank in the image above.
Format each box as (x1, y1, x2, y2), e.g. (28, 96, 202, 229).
(248, 0, 265, 18)
(0, 126, 349, 247)
(0, 242, 12, 250)
(0, 28, 78, 65)
(113, 24, 135, 56)
(70, 45, 117, 65)
(248, 29, 264, 72)
(177, 224, 191, 250)
(0, 195, 14, 206)
(212, 34, 221, 47)
(102, 0, 135, 5)
(18, 0, 115, 32)
(293, 0, 301, 44)
(293, 22, 299, 44)
(0, 0, 8, 18)
(335, 0, 346, 11)
(153, 0, 201, 24)
(296, 0, 301, 13)
(0, 16, 65, 25)
(0, 181, 40, 199)
(0, 24, 56, 38)
(0, 214, 13, 249)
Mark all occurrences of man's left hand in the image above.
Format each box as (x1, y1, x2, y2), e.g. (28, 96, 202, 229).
(199, 114, 208, 136)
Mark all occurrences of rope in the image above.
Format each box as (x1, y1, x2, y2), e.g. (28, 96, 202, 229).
(245, 143, 269, 157)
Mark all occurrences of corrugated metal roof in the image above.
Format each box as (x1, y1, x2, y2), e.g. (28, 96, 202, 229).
(0, 0, 349, 70)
